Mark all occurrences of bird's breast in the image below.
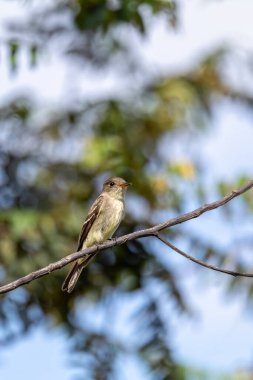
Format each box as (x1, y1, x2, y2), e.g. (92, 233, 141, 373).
(85, 196, 125, 247)
(101, 197, 125, 236)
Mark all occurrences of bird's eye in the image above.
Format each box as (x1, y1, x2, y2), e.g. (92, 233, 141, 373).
(109, 181, 115, 187)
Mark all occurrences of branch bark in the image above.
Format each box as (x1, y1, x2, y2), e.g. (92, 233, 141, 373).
(156, 233, 253, 277)
(0, 179, 253, 295)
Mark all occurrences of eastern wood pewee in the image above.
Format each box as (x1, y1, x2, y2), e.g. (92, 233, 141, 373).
(62, 176, 130, 293)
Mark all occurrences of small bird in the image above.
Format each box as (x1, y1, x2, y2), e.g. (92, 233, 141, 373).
(62, 176, 130, 293)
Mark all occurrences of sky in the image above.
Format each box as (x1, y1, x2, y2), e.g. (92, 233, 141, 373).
(1, 0, 253, 379)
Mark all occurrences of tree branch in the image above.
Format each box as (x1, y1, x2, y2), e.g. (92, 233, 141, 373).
(156, 233, 253, 277)
(0, 179, 253, 295)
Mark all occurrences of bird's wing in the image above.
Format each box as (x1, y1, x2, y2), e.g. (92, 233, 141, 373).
(77, 194, 104, 251)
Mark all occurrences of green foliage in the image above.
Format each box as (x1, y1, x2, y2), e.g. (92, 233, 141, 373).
(73, 0, 177, 32)
(0, 1, 253, 379)
(8, 40, 19, 72)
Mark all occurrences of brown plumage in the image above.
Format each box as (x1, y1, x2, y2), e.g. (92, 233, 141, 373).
(61, 176, 130, 293)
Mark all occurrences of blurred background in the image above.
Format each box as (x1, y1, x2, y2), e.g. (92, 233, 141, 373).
(0, 0, 253, 379)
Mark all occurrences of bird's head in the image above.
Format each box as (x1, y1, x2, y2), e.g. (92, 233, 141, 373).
(103, 176, 130, 199)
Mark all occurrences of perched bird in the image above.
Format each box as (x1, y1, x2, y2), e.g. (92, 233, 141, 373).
(62, 176, 130, 293)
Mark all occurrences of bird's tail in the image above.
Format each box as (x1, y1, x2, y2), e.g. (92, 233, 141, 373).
(61, 254, 97, 293)
(61, 261, 83, 293)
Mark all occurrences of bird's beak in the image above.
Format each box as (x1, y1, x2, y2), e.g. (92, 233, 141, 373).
(119, 182, 131, 188)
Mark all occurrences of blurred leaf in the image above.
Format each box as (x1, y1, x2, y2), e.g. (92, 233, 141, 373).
(29, 45, 38, 67)
(8, 40, 19, 72)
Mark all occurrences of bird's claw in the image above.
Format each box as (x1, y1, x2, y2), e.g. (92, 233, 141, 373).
(108, 237, 117, 244)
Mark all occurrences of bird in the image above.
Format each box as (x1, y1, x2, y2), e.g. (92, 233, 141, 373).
(61, 176, 130, 293)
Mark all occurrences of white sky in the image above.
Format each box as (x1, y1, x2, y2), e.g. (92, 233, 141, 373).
(1, 0, 253, 379)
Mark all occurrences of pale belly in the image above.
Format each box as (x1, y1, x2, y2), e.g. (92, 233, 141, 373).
(84, 198, 124, 248)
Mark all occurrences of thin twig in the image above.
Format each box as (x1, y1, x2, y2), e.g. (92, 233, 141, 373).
(156, 233, 253, 278)
(0, 179, 253, 295)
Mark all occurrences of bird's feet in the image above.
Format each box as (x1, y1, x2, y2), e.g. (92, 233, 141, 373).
(108, 237, 117, 245)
